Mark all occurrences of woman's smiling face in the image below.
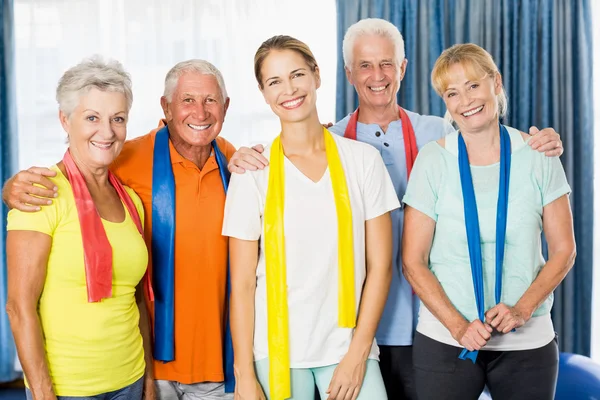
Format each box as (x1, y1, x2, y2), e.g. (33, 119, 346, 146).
(259, 49, 321, 123)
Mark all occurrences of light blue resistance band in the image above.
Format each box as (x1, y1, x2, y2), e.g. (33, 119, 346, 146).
(457, 124, 511, 363)
(152, 125, 234, 391)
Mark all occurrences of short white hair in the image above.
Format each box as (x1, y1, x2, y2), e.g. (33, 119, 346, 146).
(163, 59, 228, 103)
(56, 55, 133, 117)
(343, 18, 406, 70)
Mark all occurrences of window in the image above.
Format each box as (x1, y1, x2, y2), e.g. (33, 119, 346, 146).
(14, 0, 337, 168)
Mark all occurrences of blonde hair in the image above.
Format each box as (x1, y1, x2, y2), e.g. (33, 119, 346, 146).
(431, 43, 508, 117)
(254, 35, 318, 89)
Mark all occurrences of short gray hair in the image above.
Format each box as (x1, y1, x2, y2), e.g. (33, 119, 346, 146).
(56, 55, 133, 117)
(163, 60, 228, 103)
(343, 18, 406, 70)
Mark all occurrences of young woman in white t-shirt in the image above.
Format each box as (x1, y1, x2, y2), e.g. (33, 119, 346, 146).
(222, 35, 399, 400)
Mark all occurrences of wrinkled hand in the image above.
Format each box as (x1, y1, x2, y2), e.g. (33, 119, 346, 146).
(228, 145, 268, 174)
(234, 375, 266, 400)
(485, 303, 527, 334)
(143, 376, 156, 400)
(2, 167, 57, 212)
(326, 351, 367, 400)
(528, 126, 563, 157)
(454, 319, 493, 351)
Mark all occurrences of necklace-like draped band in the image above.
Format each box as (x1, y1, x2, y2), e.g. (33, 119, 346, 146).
(151, 125, 234, 391)
(344, 106, 418, 178)
(264, 128, 356, 400)
(457, 124, 511, 363)
(63, 150, 152, 303)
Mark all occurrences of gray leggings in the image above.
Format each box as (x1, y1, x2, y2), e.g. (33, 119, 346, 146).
(413, 332, 559, 400)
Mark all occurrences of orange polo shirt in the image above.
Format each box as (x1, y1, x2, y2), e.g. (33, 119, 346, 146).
(111, 122, 236, 384)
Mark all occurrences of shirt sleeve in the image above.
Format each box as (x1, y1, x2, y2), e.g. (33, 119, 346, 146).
(540, 155, 571, 207)
(7, 196, 60, 236)
(362, 146, 401, 220)
(402, 143, 441, 221)
(222, 171, 263, 240)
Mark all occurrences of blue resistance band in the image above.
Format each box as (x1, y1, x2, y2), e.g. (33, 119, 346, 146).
(457, 124, 511, 363)
(152, 125, 234, 391)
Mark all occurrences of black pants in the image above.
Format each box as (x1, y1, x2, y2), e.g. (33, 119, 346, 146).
(379, 345, 417, 400)
(413, 332, 559, 400)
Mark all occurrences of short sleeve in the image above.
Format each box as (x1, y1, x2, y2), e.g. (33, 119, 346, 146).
(221, 171, 263, 240)
(540, 155, 571, 207)
(7, 198, 60, 236)
(362, 147, 401, 220)
(402, 143, 441, 221)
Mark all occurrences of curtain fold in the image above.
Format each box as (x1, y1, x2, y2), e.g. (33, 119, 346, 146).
(0, 0, 20, 383)
(337, 0, 594, 356)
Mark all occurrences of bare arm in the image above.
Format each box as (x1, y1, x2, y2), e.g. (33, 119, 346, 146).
(327, 212, 393, 400)
(402, 206, 491, 351)
(486, 195, 576, 332)
(136, 284, 155, 399)
(5, 231, 56, 400)
(229, 237, 265, 400)
(2, 167, 58, 212)
(350, 212, 393, 358)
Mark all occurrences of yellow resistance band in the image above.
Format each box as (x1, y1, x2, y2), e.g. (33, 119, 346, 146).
(264, 128, 356, 400)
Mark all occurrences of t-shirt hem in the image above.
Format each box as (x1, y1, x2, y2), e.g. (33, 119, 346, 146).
(401, 197, 437, 221)
(49, 370, 144, 397)
(153, 372, 225, 385)
(376, 338, 414, 346)
(253, 355, 380, 369)
(542, 186, 571, 207)
(417, 313, 555, 351)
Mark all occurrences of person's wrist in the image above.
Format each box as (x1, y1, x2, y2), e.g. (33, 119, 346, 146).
(449, 318, 469, 342)
(513, 302, 533, 322)
(234, 363, 257, 380)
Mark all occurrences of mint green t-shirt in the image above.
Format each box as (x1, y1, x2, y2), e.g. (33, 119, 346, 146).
(402, 127, 571, 323)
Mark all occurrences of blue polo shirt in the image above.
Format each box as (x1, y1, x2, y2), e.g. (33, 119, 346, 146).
(330, 109, 455, 346)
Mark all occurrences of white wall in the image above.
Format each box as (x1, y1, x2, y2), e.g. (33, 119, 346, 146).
(13, 0, 338, 169)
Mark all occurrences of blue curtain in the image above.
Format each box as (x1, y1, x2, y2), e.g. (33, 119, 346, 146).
(1, 0, 19, 383)
(337, 0, 594, 356)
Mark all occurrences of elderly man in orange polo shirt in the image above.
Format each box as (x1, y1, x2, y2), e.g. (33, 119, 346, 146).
(3, 60, 236, 400)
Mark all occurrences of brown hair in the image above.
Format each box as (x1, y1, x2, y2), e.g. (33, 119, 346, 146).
(254, 35, 318, 89)
(431, 43, 507, 117)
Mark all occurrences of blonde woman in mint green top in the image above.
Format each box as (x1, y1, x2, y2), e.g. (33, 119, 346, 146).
(401, 43, 575, 400)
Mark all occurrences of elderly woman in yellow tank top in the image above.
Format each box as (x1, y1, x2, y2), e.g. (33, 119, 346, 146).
(6, 57, 154, 400)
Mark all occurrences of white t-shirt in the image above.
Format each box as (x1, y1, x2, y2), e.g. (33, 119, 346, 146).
(222, 133, 400, 368)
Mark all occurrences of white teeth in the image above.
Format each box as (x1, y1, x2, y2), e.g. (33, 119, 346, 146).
(91, 142, 112, 149)
(282, 97, 304, 108)
(370, 85, 387, 92)
(462, 106, 484, 117)
(188, 124, 210, 131)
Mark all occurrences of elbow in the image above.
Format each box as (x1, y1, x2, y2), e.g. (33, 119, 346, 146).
(5, 300, 24, 329)
(232, 276, 257, 297)
(566, 245, 577, 271)
(401, 256, 420, 281)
